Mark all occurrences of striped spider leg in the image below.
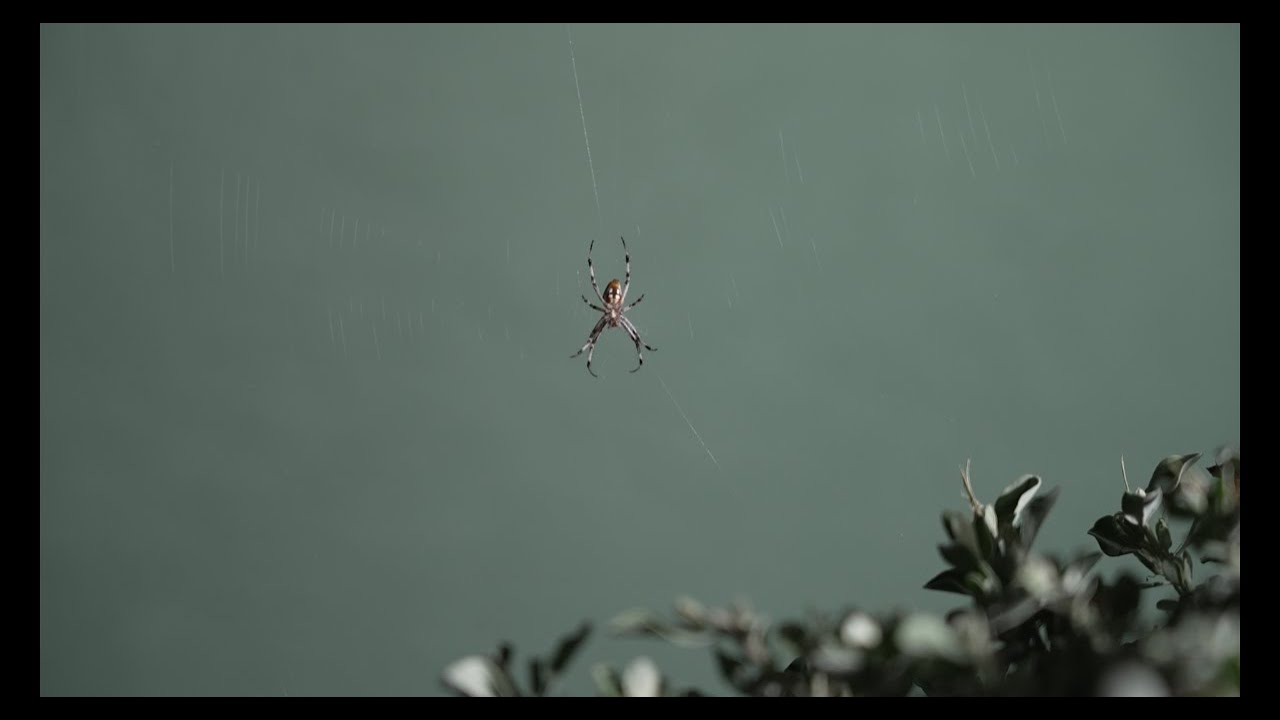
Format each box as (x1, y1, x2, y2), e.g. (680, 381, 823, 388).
(570, 236, 656, 377)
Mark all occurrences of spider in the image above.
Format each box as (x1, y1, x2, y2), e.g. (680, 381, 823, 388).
(570, 236, 656, 377)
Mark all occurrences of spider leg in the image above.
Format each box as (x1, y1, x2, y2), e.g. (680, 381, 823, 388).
(580, 294, 605, 313)
(586, 239, 604, 302)
(620, 316, 656, 373)
(623, 293, 646, 312)
(620, 236, 631, 302)
(570, 316, 608, 378)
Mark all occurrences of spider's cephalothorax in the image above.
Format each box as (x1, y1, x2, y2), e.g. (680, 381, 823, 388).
(570, 236, 656, 378)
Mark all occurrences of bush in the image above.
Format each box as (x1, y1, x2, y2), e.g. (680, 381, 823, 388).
(441, 446, 1239, 697)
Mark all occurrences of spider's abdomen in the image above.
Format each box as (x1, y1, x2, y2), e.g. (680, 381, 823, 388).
(603, 279, 622, 305)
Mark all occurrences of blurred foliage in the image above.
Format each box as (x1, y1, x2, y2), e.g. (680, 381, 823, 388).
(441, 446, 1239, 696)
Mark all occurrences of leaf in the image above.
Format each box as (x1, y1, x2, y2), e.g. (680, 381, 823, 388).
(442, 656, 509, 697)
(1156, 518, 1173, 552)
(1121, 488, 1162, 527)
(1208, 444, 1239, 476)
(811, 643, 865, 675)
(622, 657, 662, 697)
(494, 642, 513, 672)
(994, 474, 1041, 526)
(941, 510, 983, 559)
(1146, 452, 1202, 495)
(987, 596, 1044, 636)
(895, 613, 965, 664)
(1207, 444, 1239, 504)
(1058, 551, 1102, 595)
(1089, 514, 1141, 557)
(714, 648, 746, 687)
(1017, 553, 1060, 601)
(1155, 555, 1182, 583)
(1198, 540, 1233, 565)
(938, 541, 981, 573)
(1018, 486, 1061, 549)
(591, 663, 623, 697)
(974, 504, 998, 560)
(1143, 523, 1162, 550)
(784, 655, 809, 675)
(963, 568, 998, 598)
(924, 568, 971, 595)
(1133, 550, 1161, 576)
(673, 596, 707, 630)
(776, 622, 810, 654)
(840, 612, 883, 649)
(941, 509, 963, 541)
(1067, 550, 1104, 576)
(1096, 574, 1144, 624)
(610, 608, 669, 637)
(529, 658, 547, 696)
(550, 621, 592, 675)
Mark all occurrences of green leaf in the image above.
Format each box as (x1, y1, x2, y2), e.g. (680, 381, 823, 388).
(1089, 514, 1141, 557)
(1017, 553, 1060, 601)
(941, 510, 981, 557)
(622, 657, 663, 697)
(1212, 444, 1238, 471)
(942, 509, 964, 541)
(840, 612, 884, 649)
(939, 542, 981, 573)
(591, 663, 623, 697)
(1146, 452, 1202, 495)
(1207, 445, 1239, 494)
(895, 613, 965, 664)
(1168, 465, 1212, 518)
(494, 642, 513, 671)
(1143, 523, 1162, 550)
(529, 658, 547, 696)
(1101, 574, 1144, 618)
(1067, 550, 1103, 576)
(550, 621, 592, 675)
(811, 642, 865, 675)
(714, 649, 746, 687)
(924, 568, 971, 595)
(994, 474, 1041, 526)
(987, 596, 1043, 636)
(963, 568, 998, 598)
(673, 596, 707, 630)
(974, 504, 998, 560)
(610, 608, 669, 637)
(1018, 486, 1061, 549)
(442, 656, 517, 697)
(776, 622, 810, 654)
(1156, 518, 1173, 552)
(784, 655, 809, 676)
(1134, 550, 1162, 575)
(1121, 488, 1162, 527)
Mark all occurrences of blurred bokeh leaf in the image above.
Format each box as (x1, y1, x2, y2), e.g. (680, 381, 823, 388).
(445, 446, 1239, 698)
(550, 621, 592, 675)
(529, 658, 547, 696)
(591, 663, 623, 697)
(622, 657, 662, 697)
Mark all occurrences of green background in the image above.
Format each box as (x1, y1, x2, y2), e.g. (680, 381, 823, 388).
(39, 23, 1239, 696)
